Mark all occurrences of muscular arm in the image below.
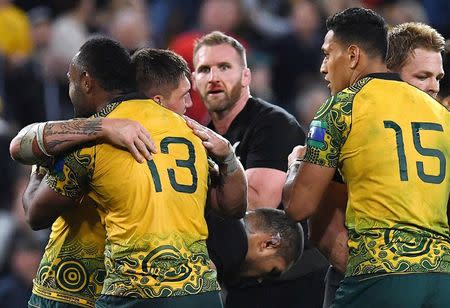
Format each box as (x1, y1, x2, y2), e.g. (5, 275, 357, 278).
(209, 157, 248, 218)
(283, 161, 335, 222)
(246, 167, 286, 209)
(10, 118, 156, 165)
(309, 181, 348, 273)
(22, 167, 78, 230)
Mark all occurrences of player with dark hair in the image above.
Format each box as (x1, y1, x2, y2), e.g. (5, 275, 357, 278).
(17, 36, 138, 308)
(284, 7, 450, 307)
(12, 37, 247, 307)
(207, 208, 303, 287)
(317, 21, 448, 307)
(132, 48, 193, 115)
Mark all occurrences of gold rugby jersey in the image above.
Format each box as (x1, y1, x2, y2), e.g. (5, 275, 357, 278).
(46, 96, 219, 298)
(304, 73, 450, 277)
(32, 197, 105, 307)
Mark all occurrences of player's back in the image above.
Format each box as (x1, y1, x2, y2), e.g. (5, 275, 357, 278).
(338, 75, 450, 276)
(86, 98, 219, 298)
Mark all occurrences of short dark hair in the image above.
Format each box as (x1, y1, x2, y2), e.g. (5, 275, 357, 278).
(326, 7, 388, 60)
(132, 48, 191, 98)
(247, 208, 303, 265)
(75, 36, 136, 93)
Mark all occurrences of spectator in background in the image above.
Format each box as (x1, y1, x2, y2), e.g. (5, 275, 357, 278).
(294, 82, 329, 130)
(381, 0, 428, 26)
(0, 0, 33, 65)
(319, 0, 362, 16)
(48, 0, 94, 79)
(421, 0, 450, 38)
(169, 0, 246, 125)
(0, 228, 43, 308)
(240, 0, 291, 40)
(271, 0, 325, 114)
(108, 7, 152, 53)
(149, 0, 202, 47)
(4, 6, 52, 129)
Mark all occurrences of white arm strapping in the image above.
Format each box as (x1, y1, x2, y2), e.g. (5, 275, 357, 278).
(17, 122, 50, 164)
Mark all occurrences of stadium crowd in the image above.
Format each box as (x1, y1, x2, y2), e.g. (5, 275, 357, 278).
(1, 0, 450, 307)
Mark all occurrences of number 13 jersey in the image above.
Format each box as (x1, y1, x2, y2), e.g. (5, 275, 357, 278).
(46, 97, 219, 298)
(304, 73, 450, 277)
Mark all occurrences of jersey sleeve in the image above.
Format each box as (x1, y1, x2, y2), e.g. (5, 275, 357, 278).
(45, 147, 96, 199)
(303, 92, 353, 168)
(246, 113, 306, 171)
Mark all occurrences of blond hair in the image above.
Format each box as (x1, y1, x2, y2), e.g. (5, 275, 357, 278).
(193, 31, 247, 67)
(387, 22, 445, 71)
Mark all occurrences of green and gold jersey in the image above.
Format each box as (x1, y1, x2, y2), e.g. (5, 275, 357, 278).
(46, 97, 220, 298)
(304, 73, 450, 277)
(32, 197, 105, 307)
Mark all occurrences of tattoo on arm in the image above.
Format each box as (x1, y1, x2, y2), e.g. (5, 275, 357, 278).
(44, 119, 103, 154)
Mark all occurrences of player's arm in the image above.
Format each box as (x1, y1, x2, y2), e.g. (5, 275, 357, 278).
(22, 166, 78, 230)
(185, 117, 247, 218)
(283, 145, 307, 200)
(284, 160, 336, 221)
(309, 181, 348, 273)
(246, 115, 306, 210)
(284, 95, 349, 222)
(10, 118, 157, 165)
(246, 168, 286, 210)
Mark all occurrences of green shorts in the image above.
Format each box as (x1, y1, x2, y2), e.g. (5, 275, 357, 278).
(332, 272, 450, 308)
(28, 293, 89, 308)
(96, 291, 223, 308)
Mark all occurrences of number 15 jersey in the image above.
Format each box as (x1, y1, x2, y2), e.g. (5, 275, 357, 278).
(47, 97, 220, 298)
(304, 73, 450, 277)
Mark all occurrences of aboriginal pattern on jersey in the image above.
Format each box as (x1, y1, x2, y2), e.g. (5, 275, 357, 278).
(347, 226, 450, 277)
(33, 237, 106, 307)
(102, 234, 219, 298)
(46, 149, 94, 198)
(303, 91, 354, 167)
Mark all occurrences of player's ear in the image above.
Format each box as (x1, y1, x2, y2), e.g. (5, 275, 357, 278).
(348, 45, 360, 70)
(259, 233, 281, 254)
(81, 71, 93, 94)
(242, 68, 251, 87)
(191, 72, 198, 91)
(153, 95, 163, 105)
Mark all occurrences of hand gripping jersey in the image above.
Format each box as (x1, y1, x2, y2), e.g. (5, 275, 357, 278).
(304, 73, 450, 277)
(46, 97, 220, 298)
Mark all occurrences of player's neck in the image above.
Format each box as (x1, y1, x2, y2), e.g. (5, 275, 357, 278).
(95, 90, 128, 112)
(350, 58, 387, 86)
(211, 91, 249, 135)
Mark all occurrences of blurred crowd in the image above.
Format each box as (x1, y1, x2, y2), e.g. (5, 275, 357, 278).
(0, 0, 450, 306)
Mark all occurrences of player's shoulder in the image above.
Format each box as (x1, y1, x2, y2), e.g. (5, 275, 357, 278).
(248, 97, 300, 126)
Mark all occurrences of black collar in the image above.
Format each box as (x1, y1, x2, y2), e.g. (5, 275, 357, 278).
(365, 72, 402, 81)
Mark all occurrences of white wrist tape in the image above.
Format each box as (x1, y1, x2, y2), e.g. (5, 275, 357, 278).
(18, 122, 50, 162)
(221, 145, 239, 174)
(18, 123, 38, 162)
